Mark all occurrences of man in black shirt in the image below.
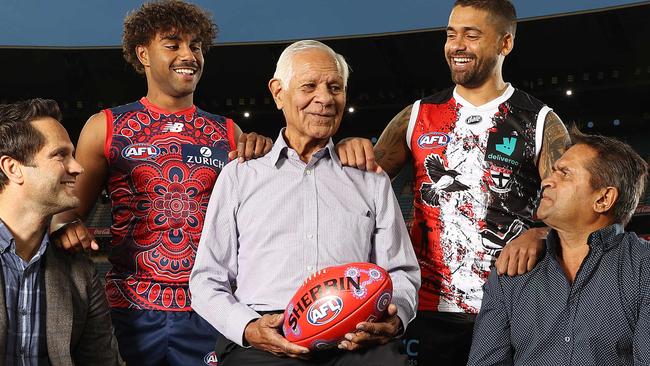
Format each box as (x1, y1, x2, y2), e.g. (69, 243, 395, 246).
(468, 129, 649, 365)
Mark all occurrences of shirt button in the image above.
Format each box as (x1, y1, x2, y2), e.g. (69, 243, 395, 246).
(20, 346, 25, 354)
(305, 170, 312, 175)
(564, 336, 571, 342)
(20, 308, 28, 316)
(306, 234, 313, 239)
(307, 266, 314, 272)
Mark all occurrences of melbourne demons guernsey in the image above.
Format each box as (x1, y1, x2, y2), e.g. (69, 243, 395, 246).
(103, 97, 235, 311)
(406, 85, 550, 313)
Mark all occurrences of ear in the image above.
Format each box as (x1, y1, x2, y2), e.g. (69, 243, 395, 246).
(593, 186, 618, 215)
(0, 155, 25, 185)
(136, 45, 150, 68)
(268, 79, 284, 110)
(499, 32, 514, 57)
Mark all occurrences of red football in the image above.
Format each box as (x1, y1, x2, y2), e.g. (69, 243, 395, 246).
(282, 262, 393, 350)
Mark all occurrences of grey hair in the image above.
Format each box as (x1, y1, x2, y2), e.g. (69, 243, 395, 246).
(273, 40, 350, 89)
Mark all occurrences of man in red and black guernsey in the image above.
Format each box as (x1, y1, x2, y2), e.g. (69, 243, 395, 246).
(337, 0, 570, 365)
(50, 1, 272, 365)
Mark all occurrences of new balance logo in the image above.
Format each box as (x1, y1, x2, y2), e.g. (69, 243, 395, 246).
(162, 122, 184, 133)
(495, 137, 517, 156)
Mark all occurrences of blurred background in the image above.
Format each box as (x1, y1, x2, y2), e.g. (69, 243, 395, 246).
(1, 1, 649, 273)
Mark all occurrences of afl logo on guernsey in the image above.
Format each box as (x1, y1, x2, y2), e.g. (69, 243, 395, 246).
(417, 132, 451, 149)
(121, 143, 160, 160)
(307, 296, 343, 326)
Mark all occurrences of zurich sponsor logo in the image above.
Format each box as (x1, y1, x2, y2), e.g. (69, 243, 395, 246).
(182, 144, 228, 169)
(121, 143, 160, 160)
(417, 132, 451, 149)
(203, 351, 219, 365)
(199, 146, 213, 158)
(307, 295, 343, 326)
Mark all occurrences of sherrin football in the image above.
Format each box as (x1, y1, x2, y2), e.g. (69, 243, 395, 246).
(282, 262, 393, 350)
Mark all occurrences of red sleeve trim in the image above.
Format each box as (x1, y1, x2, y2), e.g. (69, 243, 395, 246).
(103, 109, 114, 161)
(226, 118, 237, 151)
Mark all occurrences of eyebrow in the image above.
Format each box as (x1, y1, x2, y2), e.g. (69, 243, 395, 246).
(161, 34, 201, 44)
(49, 146, 73, 157)
(446, 26, 482, 33)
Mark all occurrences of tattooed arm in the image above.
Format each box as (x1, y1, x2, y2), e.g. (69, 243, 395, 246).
(373, 105, 413, 179)
(335, 104, 412, 177)
(495, 111, 570, 276)
(537, 111, 571, 179)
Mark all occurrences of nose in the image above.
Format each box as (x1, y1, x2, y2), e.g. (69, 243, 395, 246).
(313, 84, 335, 107)
(540, 174, 555, 191)
(447, 36, 466, 54)
(67, 157, 84, 176)
(179, 43, 197, 62)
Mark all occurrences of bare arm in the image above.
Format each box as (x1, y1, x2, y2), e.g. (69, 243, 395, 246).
(373, 105, 412, 179)
(50, 112, 109, 251)
(537, 111, 570, 179)
(495, 111, 569, 275)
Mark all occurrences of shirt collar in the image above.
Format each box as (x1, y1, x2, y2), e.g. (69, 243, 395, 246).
(269, 128, 340, 168)
(0, 219, 49, 259)
(0, 220, 13, 253)
(547, 223, 625, 256)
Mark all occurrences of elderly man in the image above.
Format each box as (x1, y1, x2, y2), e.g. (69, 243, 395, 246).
(468, 129, 649, 365)
(190, 40, 420, 365)
(0, 99, 119, 365)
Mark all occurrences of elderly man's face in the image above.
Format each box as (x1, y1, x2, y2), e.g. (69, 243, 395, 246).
(272, 49, 346, 142)
(537, 144, 602, 229)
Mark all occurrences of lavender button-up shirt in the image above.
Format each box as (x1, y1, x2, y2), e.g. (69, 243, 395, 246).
(190, 130, 420, 346)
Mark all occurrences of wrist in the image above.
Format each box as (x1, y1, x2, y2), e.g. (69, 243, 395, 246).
(243, 318, 258, 347)
(50, 218, 82, 236)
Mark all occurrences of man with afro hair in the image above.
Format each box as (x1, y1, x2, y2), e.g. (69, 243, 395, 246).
(51, 1, 271, 364)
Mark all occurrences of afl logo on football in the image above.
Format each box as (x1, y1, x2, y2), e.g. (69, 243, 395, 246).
(417, 132, 451, 149)
(121, 143, 160, 160)
(307, 295, 343, 326)
(199, 146, 213, 157)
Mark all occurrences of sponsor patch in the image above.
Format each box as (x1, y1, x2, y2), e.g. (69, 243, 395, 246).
(307, 296, 343, 326)
(121, 143, 160, 160)
(495, 137, 517, 156)
(203, 351, 219, 365)
(486, 131, 521, 168)
(182, 145, 228, 170)
(417, 132, 451, 149)
(465, 115, 482, 124)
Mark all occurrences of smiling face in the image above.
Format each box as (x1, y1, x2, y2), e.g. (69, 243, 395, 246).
(138, 31, 204, 99)
(445, 5, 511, 88)
(270, 49, 346, 145)
(23, 117, 84, 214)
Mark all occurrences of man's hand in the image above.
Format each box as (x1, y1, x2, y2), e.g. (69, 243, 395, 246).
(228, 132, 273, 162)
(338, 303, 401, 351)
(244, 314, 310, 359)
(51, 220, 99, 252)
(336, 137, 383, 173)
(495, 227, 549, 276)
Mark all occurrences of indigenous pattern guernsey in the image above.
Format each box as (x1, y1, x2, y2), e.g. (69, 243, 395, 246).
(104, 97, 235, 311)
(406, 85, 550, 313)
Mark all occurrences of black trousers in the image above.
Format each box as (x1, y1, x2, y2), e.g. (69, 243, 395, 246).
(402, 311, 476, 366)
(216, 334, 408, 366)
